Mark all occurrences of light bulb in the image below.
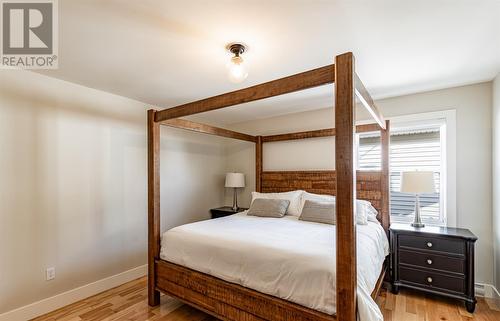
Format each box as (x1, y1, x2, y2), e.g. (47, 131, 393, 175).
(227, 55, 248, 83)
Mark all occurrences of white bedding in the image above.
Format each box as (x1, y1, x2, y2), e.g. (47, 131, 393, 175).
(160, 212, 389, 321)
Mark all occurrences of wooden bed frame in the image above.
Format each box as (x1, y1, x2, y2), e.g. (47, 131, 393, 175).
(148, 52, 390, 321)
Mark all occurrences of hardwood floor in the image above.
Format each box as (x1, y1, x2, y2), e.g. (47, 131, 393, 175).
(32, 277, 500, 321)
(376, 289, 500, 321)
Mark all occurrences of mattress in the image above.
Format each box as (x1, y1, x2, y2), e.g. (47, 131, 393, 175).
(160, 212, 389, 321)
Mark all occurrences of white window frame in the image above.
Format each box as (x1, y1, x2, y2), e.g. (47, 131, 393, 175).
(357, 110, 457, 227)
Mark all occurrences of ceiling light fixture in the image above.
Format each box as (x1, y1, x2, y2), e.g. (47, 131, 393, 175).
(226, 42, 248, 83)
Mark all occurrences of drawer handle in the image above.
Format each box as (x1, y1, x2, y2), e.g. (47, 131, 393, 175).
(427, 277, 433, 283)
(427, 259, 433, 265)
(427, 242, 433, 248)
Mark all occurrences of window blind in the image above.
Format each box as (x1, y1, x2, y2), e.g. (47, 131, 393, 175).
(358, 129, 442, 224)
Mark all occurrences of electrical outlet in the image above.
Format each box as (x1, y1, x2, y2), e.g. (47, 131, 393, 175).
(46, 267, 56, 281)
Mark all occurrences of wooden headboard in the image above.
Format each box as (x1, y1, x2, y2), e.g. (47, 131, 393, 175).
(255, 121, 390, 231)
(261, 170, 388, 228)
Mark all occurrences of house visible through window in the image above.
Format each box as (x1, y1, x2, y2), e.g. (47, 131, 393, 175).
(357, 120, 446, 226)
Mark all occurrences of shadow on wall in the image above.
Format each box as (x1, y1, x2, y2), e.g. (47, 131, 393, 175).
(159, 127, 228, 231)
(0, 80, 149, 313)
(0, 76, 226, 314)
(224, 141, 256, 207)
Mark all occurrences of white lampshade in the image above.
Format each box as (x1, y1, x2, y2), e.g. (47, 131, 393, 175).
(400, 171, 435, 194)
(225, 173, 245, 188)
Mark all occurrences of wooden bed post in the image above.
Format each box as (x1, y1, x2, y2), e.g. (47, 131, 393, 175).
(380, 120, 391, 232)
(256, 136, 263, 192)
(147, 109, 161, 306)
(335, 52, 357, 321)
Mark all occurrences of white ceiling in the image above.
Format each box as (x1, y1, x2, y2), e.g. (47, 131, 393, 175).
(38, 0, 500, 125)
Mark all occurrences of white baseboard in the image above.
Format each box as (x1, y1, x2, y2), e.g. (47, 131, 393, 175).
(475, 282, 500, 299)
(0, 265, 147, 321)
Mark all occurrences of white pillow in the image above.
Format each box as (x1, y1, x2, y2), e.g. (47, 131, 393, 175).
(358, 199, 379, 223)
(251, 190, 303, 216)
(299, 192, 379, 225)
(300, 191, 335, 210)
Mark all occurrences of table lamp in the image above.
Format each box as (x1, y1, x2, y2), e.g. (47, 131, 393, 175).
(225, 173, 245, 211)
(400, 171, 435, 228)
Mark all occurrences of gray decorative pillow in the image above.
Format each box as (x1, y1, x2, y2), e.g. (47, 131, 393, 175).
(299, 200, 336, 225)
(247, 198, 290, 218)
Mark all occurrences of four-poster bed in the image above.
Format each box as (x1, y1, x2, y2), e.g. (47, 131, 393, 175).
(148, 52, 390, 321)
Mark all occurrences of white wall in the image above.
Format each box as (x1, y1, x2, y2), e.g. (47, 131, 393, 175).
(0, 71, 226, 314)
(226, 82, 493, 285)
(224, 108, 336, 206)
(493, 73, 500, 291)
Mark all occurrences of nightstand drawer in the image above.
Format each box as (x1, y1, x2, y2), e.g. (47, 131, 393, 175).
(399, 249, 465, 274)
(399, 266, 465, 294)
(399, 234, 465, 255)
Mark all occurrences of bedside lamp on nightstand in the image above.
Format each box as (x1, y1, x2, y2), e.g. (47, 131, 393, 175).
(225, 172, 245, 211)
(400, 171, 435, 228)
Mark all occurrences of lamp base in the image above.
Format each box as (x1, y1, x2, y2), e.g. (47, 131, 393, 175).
(411, 222, 425, 228)
(232, 187, 238, 212)
(411, 195, 425, 228)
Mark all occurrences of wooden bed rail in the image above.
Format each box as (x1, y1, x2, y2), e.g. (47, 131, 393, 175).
(261, 123, 382, 142)
(161, 118, 257, 142)
(355, 73, 385, 129)
(160, 116, 383, 144)
(154, 65, 335, 122)
(160, 117, 382, 144)
(262, 128, 336, 143)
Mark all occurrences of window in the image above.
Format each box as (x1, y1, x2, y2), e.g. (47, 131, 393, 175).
(358, 118, 447, 226)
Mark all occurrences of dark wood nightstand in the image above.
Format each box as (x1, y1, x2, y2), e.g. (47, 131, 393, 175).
(210, 206, 248, 219)
(390, 223, 477, 312)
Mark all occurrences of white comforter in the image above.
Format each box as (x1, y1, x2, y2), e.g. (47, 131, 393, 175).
(160, 212, 389, 321)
